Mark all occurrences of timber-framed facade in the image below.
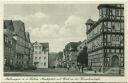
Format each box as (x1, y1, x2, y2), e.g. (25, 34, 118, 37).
(86, 4, 124, 72)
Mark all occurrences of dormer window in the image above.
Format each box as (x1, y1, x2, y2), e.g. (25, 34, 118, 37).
(102, 8, 106, 16)
(87, 25, 90, 30)
(35, 46, 37, 49)
(86, 19, 94, 31)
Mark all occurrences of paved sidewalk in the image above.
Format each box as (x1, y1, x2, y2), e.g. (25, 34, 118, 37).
(83, 70, 104, 75)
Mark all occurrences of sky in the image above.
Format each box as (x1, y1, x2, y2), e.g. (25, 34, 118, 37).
(4, 4, 99, 52)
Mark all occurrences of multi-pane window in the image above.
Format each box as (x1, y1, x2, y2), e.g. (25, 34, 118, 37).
(120, 37, 124, 46)
(116, 9, 120, 16)
(99, 9, 102, 16)
(102, 8, 106, 16)
(44, 51, 47, 54)
(107, 35, 111, 43)
(107, 22, 111, 29)
(110, 9, 112, 16)
(116, 49, 120, 53)
(120, 9, 124, 16)
(120, 23, 124, 32)
(107, 49, 110, 53)
(111, 35, 120, 45)
(120, 57, 124, 62)
(44, 57, 46, 60)
(115, 22, 120, 31)
(44, 62, 46, 66)
(35, 51, 37, 54)
(117, 4, 121, 7)
(111, 49, 115, 53)
(111, 22, 115, 30)
(121, 49, 123, 53)
(106, 8, 109, 16)
(116, 36, 120, 41)
(39, 46, 41, 49)
(39, 51, 41, 54)
(112, 9, 115, 16)
(9, 48, 11, 53)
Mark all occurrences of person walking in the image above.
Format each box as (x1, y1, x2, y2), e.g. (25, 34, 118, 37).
(77, 63, 80, 71)
(67, 64, 70, 71)
(81, 66, 84, 73)
(119, 68, 121, 75)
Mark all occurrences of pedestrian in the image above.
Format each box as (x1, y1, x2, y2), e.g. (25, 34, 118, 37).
(99, 67, 101, 72)
(82, 66, 84, 73)
(119, 68, 121, 75)
(94, 70, 96, 73)
(78, 65, 80, 71)
(67, 65, 70, 71)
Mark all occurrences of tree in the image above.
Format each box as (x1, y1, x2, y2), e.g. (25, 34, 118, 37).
(57, 52, 63, 59)
(56, 51, 63, 67)
(77, 46, 88, 67)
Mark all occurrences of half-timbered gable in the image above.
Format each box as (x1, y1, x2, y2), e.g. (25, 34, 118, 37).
(86, 4, 124, 72)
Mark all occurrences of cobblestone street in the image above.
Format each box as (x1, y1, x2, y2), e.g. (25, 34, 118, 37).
(4, 68, 123, 76)
(4, 68, 85, 76)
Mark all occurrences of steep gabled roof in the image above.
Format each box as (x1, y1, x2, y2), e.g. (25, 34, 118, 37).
(4, 20, 14, 31)
(65, 42, 79, 51)
(32, 41, 49, 51)
(69, 42, 79, 47)
(25, 32, 30, 42)
(12, 20, 26, 39)
(85, 19, 94, 25)
(98, 4, 124, 10)
(40, 43, 49, 50)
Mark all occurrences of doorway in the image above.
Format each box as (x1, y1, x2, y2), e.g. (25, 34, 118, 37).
(111, 55, 119, 67)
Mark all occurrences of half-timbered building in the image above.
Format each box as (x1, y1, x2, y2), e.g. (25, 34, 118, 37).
(86, 4, 124, 72)
(4, 20, 16, 71)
